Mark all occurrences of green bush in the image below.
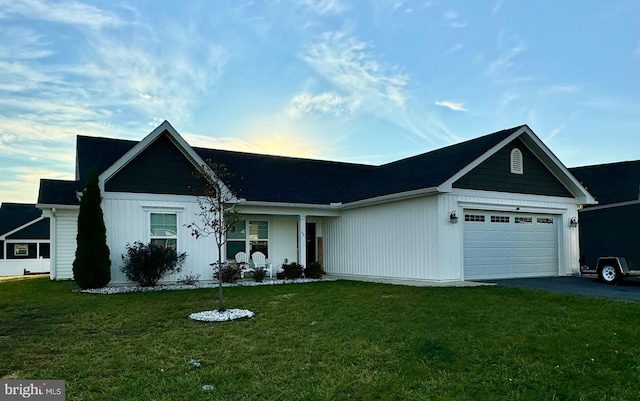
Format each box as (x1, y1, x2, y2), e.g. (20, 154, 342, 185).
(252, 267, 267, 282)
(177, 272, 200, 285)
(281, 261, 304, 280)
(305, 262, 322, 279)
(72, 169, 111, 289)
(121, 242, 187, 286)
(214, 262, 243, 283)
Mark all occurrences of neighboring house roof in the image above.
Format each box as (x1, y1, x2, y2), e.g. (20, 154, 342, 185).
(0, 203, 49, 240)
(37, 121, 595, 207)
(570, 160, 640, 206)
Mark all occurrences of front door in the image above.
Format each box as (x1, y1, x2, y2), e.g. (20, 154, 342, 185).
(306, 222, 316, 265)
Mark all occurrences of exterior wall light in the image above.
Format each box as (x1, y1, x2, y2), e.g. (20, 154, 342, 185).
(449, 211, 459, 224)
(569, 217, 578, 228)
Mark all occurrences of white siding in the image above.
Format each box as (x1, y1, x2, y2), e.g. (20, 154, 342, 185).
(323, 195, 439, 280)
(323, 191, 581, 282)
(451, 190, 581, 278)
(102, 195, 218, 285)
(52, 209, 78, 280)
(0, 259, 50, 276)
(268, 215, 298, 269)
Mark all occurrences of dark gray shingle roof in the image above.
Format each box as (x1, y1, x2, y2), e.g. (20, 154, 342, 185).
(39, 125, 525, 205)
(570, 160, 640, 205)
(0, 203, 49, 238)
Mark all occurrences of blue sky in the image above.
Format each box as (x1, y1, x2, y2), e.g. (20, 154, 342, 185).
(1, 0, 638, 203)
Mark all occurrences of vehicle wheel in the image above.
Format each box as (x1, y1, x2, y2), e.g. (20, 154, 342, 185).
(599, 264, 620, 284)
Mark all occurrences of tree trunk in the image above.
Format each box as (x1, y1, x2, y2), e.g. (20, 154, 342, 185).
(217, 243, 225, 311)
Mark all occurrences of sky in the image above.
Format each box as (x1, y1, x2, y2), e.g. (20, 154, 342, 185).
(0, 0, 638, 204)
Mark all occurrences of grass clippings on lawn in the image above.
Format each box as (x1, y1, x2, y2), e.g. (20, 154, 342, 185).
(0, 277, 638, 401)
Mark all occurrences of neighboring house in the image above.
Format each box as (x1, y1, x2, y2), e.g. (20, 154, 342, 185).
(570, 161, 640, 270)
(0, 203, 50, 276)
(37, 121, 596, 285)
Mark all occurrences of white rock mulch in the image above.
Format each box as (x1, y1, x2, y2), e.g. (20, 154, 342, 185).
(78, 278, 324, 295)
(189, 309, 255, 322)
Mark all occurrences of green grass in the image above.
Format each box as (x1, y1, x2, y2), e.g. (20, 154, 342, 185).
(1, 277, 638, 401)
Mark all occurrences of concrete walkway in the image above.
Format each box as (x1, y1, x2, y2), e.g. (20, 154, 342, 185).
(326, 274, 494, 287)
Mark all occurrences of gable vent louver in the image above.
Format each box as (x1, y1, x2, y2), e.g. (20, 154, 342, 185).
(510, 148, 523, 174)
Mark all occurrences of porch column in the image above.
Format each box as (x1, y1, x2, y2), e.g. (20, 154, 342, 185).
(298, 215, 307, 266)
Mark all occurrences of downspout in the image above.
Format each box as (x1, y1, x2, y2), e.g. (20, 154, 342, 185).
(50, 208, 57, 280)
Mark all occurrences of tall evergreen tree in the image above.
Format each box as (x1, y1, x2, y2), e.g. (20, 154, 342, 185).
(73, 169, 111, 288)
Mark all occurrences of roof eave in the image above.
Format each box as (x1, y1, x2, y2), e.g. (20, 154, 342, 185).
(36, 203, 80, 210)
(339, 186, 441, 210)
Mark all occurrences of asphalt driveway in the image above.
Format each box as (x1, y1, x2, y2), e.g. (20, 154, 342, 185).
(487, 275, 640, 302)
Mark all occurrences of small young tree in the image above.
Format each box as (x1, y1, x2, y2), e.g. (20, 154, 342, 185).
(186, 160, 240, 311)
(73, 169, 111, 289)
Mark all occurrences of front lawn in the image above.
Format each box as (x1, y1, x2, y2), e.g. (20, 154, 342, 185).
(0, 277, 638, 400)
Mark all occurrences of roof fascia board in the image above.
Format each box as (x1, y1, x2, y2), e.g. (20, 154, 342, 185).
(439, 125, 597, 205)
(339, 186, 440, 210)
(579, 199, 640, 212)
(36, 203, 80, 211)
(238, 201, 341, 217)
(0, 216, 45, 240)
(439, 126, 528, 191)
(518, 132, 597, 205)
(452, 187, 583, 205)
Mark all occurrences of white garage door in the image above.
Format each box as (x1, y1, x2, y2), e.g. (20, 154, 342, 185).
(464, 210, 558, 280)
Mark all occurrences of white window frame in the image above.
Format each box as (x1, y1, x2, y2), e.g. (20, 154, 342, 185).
(510, 148, 524, 174)
(143, 206, 183, 250)
(225, 220, 270, 259)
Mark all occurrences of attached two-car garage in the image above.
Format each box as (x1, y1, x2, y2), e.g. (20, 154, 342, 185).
(463, 210, 559, 280)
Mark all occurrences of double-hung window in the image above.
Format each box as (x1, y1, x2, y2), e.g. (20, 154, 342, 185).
(226, 221, 247, 259)
(150, 213, 177, 249)
(225, 220, 269, 259)
(248, 221, 269, 257)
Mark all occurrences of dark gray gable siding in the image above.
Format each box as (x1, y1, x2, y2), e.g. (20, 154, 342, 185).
(453, 137, 573, 197)
(6, 218, 50, 240)
(105, 131, 206, 196)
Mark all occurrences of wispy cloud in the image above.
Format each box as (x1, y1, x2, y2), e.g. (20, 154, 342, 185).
(538, 84, 578, 95)
(443, 10, 467, 28)
(0, 0, 125, 28)
(0, 165, 74, 205)
(300, 31, 408, 109)
(296, 31, 458, 143)
(485, 35, 527, 78)
(286, 92, 359, 118)
(85, 37, 228, 123)
(435, 100, 467, 111)
(444, 43, 463, 56)
(297, 0, 346, 15)
(491, 0, 504, 16)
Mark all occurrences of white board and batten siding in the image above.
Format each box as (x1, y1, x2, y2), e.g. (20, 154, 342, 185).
(102, 196, 306, 285)
(264, 215, 298, 269)
(102, 194, 218, 285)
(323, 195, 441, 281)
(323, 191, 582, 282)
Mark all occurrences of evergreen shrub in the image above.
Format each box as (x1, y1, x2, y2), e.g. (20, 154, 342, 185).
(121, 242, 187, 286)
